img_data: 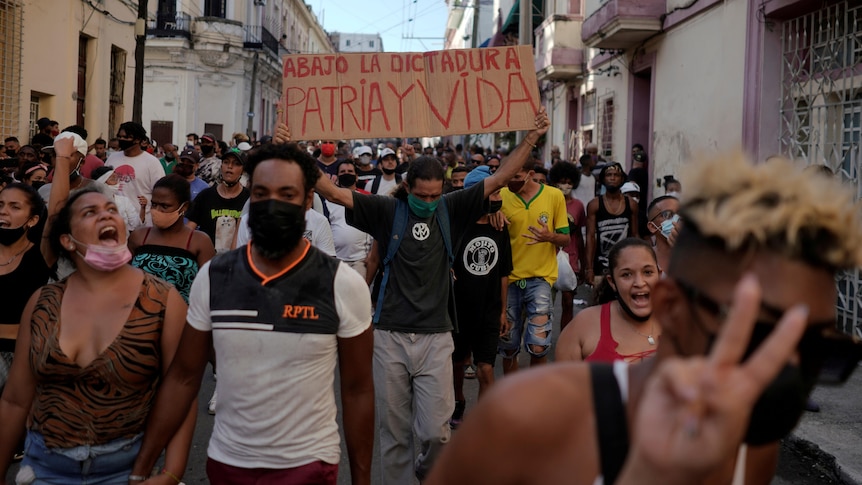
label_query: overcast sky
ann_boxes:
[316,0,449,52]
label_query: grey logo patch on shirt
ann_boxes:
[412,222,430,241]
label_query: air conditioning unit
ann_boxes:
[254,0,267,5]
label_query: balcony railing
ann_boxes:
[244,25,280,56]
[534,15,584,81]
[147,12,192,40]
[581,0,664,49]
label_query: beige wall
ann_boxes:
[19,0,136,143]
[544,83,571,161]
[650,1,747,182]
[578,52,629,162]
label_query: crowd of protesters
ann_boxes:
[0,111,860,485]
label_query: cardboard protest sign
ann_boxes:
[281,46,540,140]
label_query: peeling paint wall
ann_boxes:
[650,0,747,186]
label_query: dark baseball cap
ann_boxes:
[179,148,201,163]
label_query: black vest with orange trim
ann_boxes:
[208,243,341,334]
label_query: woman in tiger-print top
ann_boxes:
[0,184,195,485]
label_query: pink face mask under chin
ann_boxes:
[69,236,132,271]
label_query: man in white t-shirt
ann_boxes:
[106,121,166,224]
[367,147,401,195]
[572,153,598,209]
[131,142,374,485]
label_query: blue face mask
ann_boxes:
[407,193,439,218]
[660,214,680,239]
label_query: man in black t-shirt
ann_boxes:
[187,149,250,253]
[313,108,549,485]
[352,145,380,191]
[316,140,340,183]
[448,166,512,430]
[31,117,55,148]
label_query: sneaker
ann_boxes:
[449,400,466,429]
[464,364,477,379]
[208,389,217,415]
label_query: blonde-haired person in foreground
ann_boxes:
[425,154,862,485]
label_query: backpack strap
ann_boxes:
[436,196,453,267]
[320,197,330,221]
[370,175,381,194]
[373,199,408,324]
[590,363,630,485]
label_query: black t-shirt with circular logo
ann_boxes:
[453,221,512,324]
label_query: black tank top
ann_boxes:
[594,195,633,271]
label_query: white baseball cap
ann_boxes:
[380,147,396,159]
[621,181,640,194]
[237,141,252,151]
[41,131,88,156]
[353,145,372,157]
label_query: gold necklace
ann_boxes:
[604,195,624,214]
[0,241,32,266]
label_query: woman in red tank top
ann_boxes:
[557,238,661,363]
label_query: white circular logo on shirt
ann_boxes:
[463,236,498,276]
[412,222,430,241]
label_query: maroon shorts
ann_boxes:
[206,457,338,485]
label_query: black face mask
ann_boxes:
[0,224,28,246]
[703,324,820,445]
[31,180,46,191]
[165,154,176,161]
[5,150,15,158]
[248,199,306,260]
[605,184,621,194]
[678,277,823,445]
[485,200,503,214]
[118,139,136,151]
[201,145,215,156]
[381,166,397,175]
[507,180,525,194]
[338,173,357,187]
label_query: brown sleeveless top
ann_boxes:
[27,273,171,448]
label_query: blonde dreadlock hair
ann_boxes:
[676,153,862,272]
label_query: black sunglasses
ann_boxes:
[674,277,862,385]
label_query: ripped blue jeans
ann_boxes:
[499,278,553,358]
[17,430,142,485]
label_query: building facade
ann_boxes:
[0,0,137,145]
[328,32,383,53]
[143,0,333,146]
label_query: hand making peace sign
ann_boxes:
[617,274,809,485]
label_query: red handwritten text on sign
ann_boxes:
[282,46,540,140]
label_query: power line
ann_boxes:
[381,1,444,35]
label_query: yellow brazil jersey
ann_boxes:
[501,184,570,284]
